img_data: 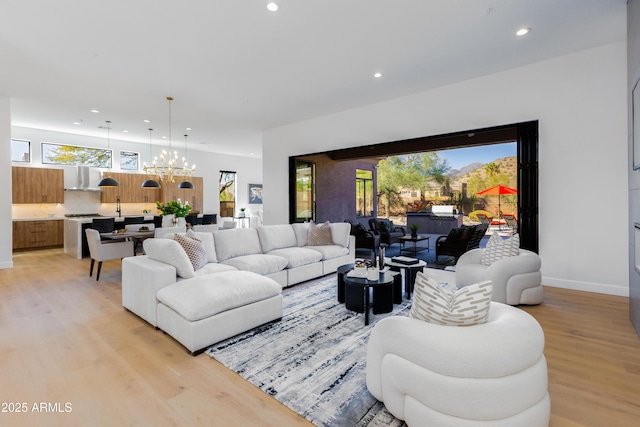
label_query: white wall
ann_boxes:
[0,97,13,269]
[264,42,629,296]
[10,127,263,217]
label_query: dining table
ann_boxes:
[100,230,155,255]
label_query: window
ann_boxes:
[356,169,374,217]
[11,139,31,162]
[219,171,236,217]
[42,142,112,167]
[295,161,315,222]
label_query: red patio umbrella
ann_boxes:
[477,185,518,220]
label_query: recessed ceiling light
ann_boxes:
[73,121,82,125]
[374,72,383,78]
[123,130,128,133]
[186,127,191,131]
[143,119,150,123]
[516,28,530,36]
[90,109,100,113]
[267,2,278,12]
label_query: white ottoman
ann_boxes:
[156,270,283,355]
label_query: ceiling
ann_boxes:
[0,0,626,159]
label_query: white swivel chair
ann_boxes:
[85,228,134,281]
[456,248,543,305]
[366,303,550,426]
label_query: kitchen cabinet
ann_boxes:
[100,172,160,203]
[99,172,202,211]
[159,176,203,213]
[12,167,64,204]
[13,220,64,250]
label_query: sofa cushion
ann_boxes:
[174,233,208,271]
[221,254,288,275]
[307,221,334,246]
[143,238,195,279]
[257,224,297,252]
[292,223,310,246]
[194,262,238,276]
[329,222,351,248]
[214,228,264,262]
[305,244,349,260]
[267,247,323,268]
[410,272,492,326]
[480,233,520,266]
[162,230,218,263]
[156,271,282,322]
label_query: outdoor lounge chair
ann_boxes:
[347,220,380,253]
[435,223,489,262]
[369,218,407,248]
[503,214,518,233]
[477,213,492,226]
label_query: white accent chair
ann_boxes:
[455,248,543,305]
[85,228,134,281]
[366,302,550,426]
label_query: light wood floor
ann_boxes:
[1,249,639,426]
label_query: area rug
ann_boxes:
[206,274,410,427]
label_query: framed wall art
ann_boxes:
[249,183,263,204]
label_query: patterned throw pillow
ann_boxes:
[480,232,520,266]
[174,233,208,271]
[410,272,492,326]
[307,221,334,246]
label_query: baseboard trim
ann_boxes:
[542,276,629,297]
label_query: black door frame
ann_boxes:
[289,121,539,252]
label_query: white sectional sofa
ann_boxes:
[121,222,355,354]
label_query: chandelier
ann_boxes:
[142,97,196,186]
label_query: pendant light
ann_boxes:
[178,134,194,189]
[97,120,120,187]
[141,128,161,188]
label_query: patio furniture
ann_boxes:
[369,218,406,248]
[477,213,492,226]
[347,220,380,252]
[435,223,488,262]
[503,214,518,233]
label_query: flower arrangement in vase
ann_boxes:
[156,199,192,218]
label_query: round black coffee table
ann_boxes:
[338,265,400,325]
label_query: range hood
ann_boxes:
[65,166,102,192]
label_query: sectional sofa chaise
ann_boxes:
[122,222,355,354]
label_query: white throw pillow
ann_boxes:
[410,272,492,326]
[143,238,195,279]
[480,233,520,266]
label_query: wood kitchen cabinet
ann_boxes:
[13,220,64,250]
[12,167,64,204]
[100,172,160,203]
[159,176,204,213]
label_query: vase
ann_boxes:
[176,217,186,227]
[411,231,418,238]
[162,214,175,227]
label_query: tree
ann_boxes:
[376,152,451,216]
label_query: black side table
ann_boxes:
[340,269,400,325]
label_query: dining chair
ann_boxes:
[92,217,115,233]
[85,228,133,281]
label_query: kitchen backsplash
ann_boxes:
[12,191,158,219]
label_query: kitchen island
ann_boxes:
[406,208,463,236]
[64,215,156,259]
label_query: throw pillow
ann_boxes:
[174,233,208,271]
[353,222,368,237]
[410,272,492,326]
[480,232,520,266]
[307,221,334,246]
